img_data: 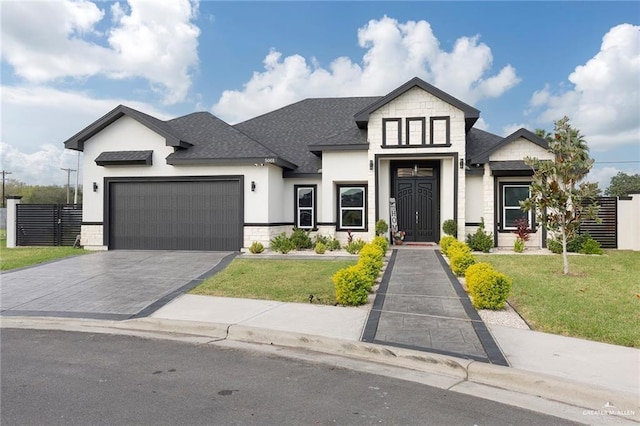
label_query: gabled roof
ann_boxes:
[354,77,480,131]
[234,97,378,175]
[470,128,549,164]
[165,112,296,169]
[64,105,191,151]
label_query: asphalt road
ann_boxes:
[1,329,579,426]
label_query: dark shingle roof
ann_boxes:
[471,128,548,164]
[165,112,295,168]
[234,97,380,175]
[95,150,153,166]
[466,128,504,164]
[309,127,369,153]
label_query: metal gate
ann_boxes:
[579,197,617,249]
[16,204,82,246]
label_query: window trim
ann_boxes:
[336,184,368,231]
[294,184,317,230]
[499,182,534,231]
[382,118,402,146]
[429,116,450,145]
[405,117,426,145]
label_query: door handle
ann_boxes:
[415,211,419,224]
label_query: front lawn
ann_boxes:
[190,258,356,305]
[477,251,640,348]
[0,230,91,271]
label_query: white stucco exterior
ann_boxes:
[70,79,555,251]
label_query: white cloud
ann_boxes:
[0,0,200,104]
[212,16,520,123]
[502,123,531,137]
[0,85,169,185]
[529,24,640,150]
[586,166,621,191]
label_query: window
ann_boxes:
[295,185,316,229]
[501,184,532,230]
[337,185,367,230]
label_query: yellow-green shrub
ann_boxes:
[450,250,476,276]
[439,236,457,256]
[446,241,471,258]
[333,264,371,305]
[464,263,495,293]
[358,243,384,282]
[466,265,512,310]
[372,235,389,253]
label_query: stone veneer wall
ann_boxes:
[80,225,107,250]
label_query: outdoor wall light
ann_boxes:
[459,158,465,169]
[93,182,98,192]
[251,181,256,192]
[369,160,374,171]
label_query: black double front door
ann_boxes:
[394,173,438,242]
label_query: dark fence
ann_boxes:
[579,197,617,248]
[16,204,82,246]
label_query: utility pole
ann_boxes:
[60,168,76,204]
[1,170,12,208]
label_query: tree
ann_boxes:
[1,178,83,204]
[521,116,599,275]
[605,172,640,198]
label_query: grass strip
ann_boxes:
[190,258,356,305]
[478,251,640,348]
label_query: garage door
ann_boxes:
[108,179,242,251]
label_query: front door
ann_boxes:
[394,163,439,242]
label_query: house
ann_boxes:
[63,77,553,251]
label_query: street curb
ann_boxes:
[2,316,638,421]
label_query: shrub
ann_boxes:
[333,265,370,306]
[327,237,341,251]
[579,238,604,255]
[270,233,295,254]
[314,234,330,246]
[375,219,389,236]
[345,238,366,255]
[513,237,525,253]
[314,242,327,254]
[450,250,476,276]
[290,228,313,250]
[372,235,389,253]
[442,219,457,237]
[445,241,471,258]
[464,263,495,293]
[466,265,512,310]
[249,241,264,254]
[512,218,532,242]
[567,232,591,253]
[466,219,493,253]
[547,232,593,254]
[358,243,384,280]
[439,235,457,257]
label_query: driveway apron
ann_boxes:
[0,250,235,320]
[362,249,507,365]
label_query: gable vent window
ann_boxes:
[337,185,367,230]
[295,185,316,229]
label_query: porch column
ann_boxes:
[482,164,495,235]
[6,195,22,248]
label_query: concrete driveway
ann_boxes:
[0,250,234,320]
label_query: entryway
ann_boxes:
[392,162,439,242]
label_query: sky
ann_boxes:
[1,0,639,190]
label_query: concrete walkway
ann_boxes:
[363,249,507,365]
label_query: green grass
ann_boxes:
[477,251,640,348]
[0,229,91,271]
[190,258,356,305]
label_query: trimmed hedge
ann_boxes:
[465,262,512,310]
[439,236,457,257]
[450,250,476,276]
[333,241,386,305]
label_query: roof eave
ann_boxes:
[309,143,369,155]
[166,156,298,170]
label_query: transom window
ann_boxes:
[337,185,367,230]
[501,184,532,230]
[295,185,316,229]
[396,166,434,177]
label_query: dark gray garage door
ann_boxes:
[108,179,242,251]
